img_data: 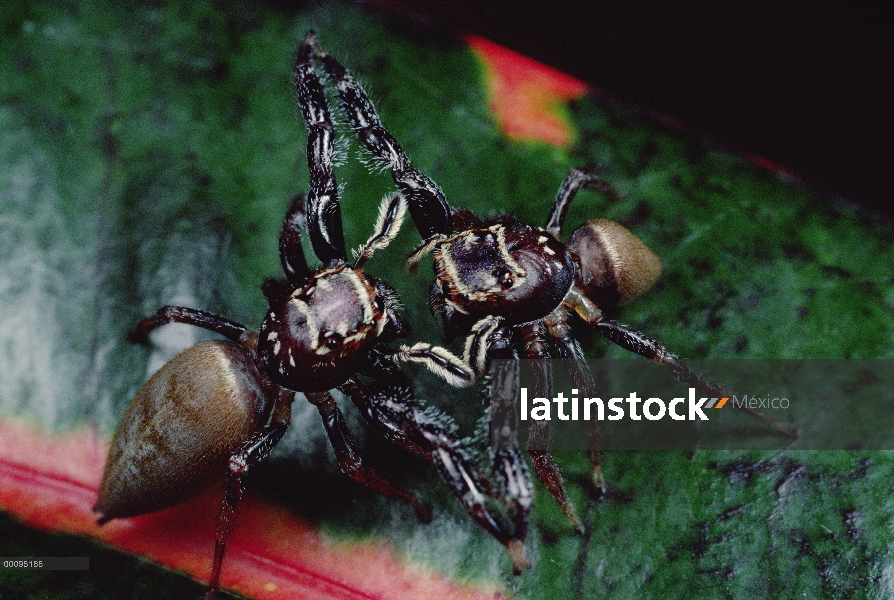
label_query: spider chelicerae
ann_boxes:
[299,31,797,558]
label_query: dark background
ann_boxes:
[375,2,891,220]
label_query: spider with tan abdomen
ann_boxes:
[94,37,528,600]
[299,30,797,560]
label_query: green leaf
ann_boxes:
[1,1,892,598]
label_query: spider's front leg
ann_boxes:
[294,33,346,265]
[340,351,528,571]
[303,33,451,239]
[461,319,534,569]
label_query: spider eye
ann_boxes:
[493,269,514,290]
[321,331,341,349]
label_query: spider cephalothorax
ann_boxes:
[94,36,527,600]
[259,264,388,392]
[301,33,797,562]
[419,218,575,333]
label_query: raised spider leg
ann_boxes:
[353,191,408,269]
[305,390,432,522]
[295,33,347,265]
[205,388,295,600]
[127,306,256,349]
[564,287,799,437]
[544,167,614,238]
[543,305,608,497]
[305,34,452,238]
[279,194,311,283]
[521,321,584,533]
[340,351,528,571]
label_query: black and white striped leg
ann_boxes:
[521,321,584,532]
[484,328,533,572]
[564,287,798,438]
[306,35,451,238]
[295,34,346,265]
[544,167,614,238]
[305,390,431,522]
[543,305,607,497]
[127,306,255,349]
[352,192,408,269]
[463,315,504,378]
[278,193,311,283]
[204,389,295,600]
[387,342,475,387]
[340,353,526,570]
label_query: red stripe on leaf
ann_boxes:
[0,418,503,600]
[466,34,590,147]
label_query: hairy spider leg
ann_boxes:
[545,167,614,238]
[127,306,255,348]
[461,316,585,537]
[306,391,432,522]
[341,350,527,571]
[563,287,798,437]
[279,194,312,283]
[521,321,585,533]
[295,37,346,265]
[547,169,798,438]
[205,388,295,600]
[479,325,532,572]
[543,305,608,497]
[303,32,452,239]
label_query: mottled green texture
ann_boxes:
[1,1,893,599]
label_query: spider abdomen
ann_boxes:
[95,340,272,521]
[566,218,662,307]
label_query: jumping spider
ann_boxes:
[300,32,797,549]
[95,39,528,600]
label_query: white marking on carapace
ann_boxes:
[273,340,281,355]
[267,331,278,341]
[489,225,526,279]
[537,235,549,243]
[543,246,556,256]
[343,329,369,345]
[343,269,375,325]
[289,297,320,350]
[437,232,476,296]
